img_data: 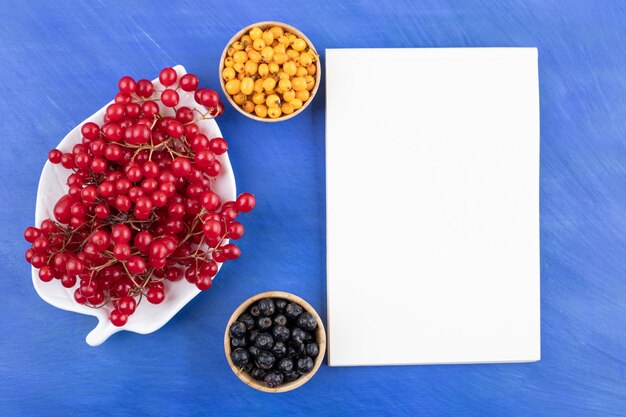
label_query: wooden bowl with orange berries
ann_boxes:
[219,21,321,122]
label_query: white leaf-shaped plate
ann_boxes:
[31,65,236,346]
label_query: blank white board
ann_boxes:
[325,48,540,366]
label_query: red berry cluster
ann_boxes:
[24,67,256,327]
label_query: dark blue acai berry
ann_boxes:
[229,321,247,338]
[264,372,284,388]
[255,332,274,350]
[251,367,266,381]
[272,325,290,342]
[257,298,275,316]
[231,348,250,367]
[284,370,300,382]
[257,316,272,330]
[248,346,260,357]
[305,342,319,358]
[271,341,287,359]
[285,303,304,320]
[297,312,318,332]
[238,313,255,330]
[255,351,276,370]
[248,329,260,343]
[297,356,314,374]
[274,298,288,313]
[249,304,261,317]
[273,314,288,326]
[230,337,247,348]
[278,357,294,373]
[291,327,306,344]
[287,340,305,357]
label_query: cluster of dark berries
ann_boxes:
[229,297,320,388]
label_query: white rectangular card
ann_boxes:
[325,48,540,366]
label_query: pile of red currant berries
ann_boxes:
[24,67,256,327]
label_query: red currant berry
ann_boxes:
[118,76,137,95]
[141,178,158,193]
[196,274,213,291]
[151,191,168,207]
[236,192,256,212]
[125,124,152,145]
[195,88,219,107]
[161,89,179,107]
[89,291,105,306]
[184,123,199,139]
[61,273,77,288]
[127,255,147,274]
[200,191,220,211]
[113,243,131,261]
[81,122,100,140]
[202,219,222,239]
[124,164,142,182]
[110,309,128,327]
[117,296,137,315]
[115,195,132,211]
[24,226,42,243]
[166,120,184,138]
[66,258,84,274]
[74,288,87,304]
[90,230,111,251]
[90,156,108,174]
[205,159,222,177]
[165,267,183,282]
[134,231,153,252]
[142,100,159,116]
[227,222,244,239]
[106,103,125,122]
[194,149,215,168]
[115,92,131,104]
[102,123,123,141]
[209,137,228,155]
[98,181,116,198]
[147,286,165,304]
[136,79,154,98]
[111,224,132,243]
[175,106,194,124]
[53,195,74,224]
[94,204,110,219]
[48,149,63,164]
[172,157,192,177]
[179,73,199,91]
[212,250,227,263]
[201,260,219,277]
[38,266,54,282]
[104,143,122,161]
[190,133,209,151]
[159,67,177,87]
[125,102,142,119]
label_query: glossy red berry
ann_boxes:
[117,296,137,315]
[236,192,256,212]
[159,67,177,86]
[110,309,128,327]
[147,286,165,304]
[179,73,199,91]
[118,76,137,95]
[136,79,154,98]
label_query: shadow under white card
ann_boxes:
[325,48,540,366]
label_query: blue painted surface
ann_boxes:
[0,0,625,415]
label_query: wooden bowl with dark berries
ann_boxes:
[224,291,326,393]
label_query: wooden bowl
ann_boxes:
[218,21,322,122]
[224,291,326,393]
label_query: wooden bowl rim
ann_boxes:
[224,291,326,393]
[218,21,322,122]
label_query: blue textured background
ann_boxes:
[1,1,625,416]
